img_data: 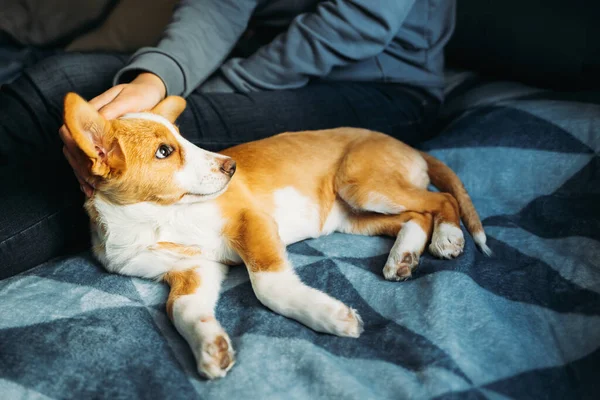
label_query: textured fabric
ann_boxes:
[0,78,598,398]
[114,0,455,99]
[0,44,58,85]
[0,52,437,279]
[0,0,114,46]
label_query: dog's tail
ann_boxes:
[420,151,492,256]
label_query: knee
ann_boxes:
[441,192,459,210]
[20,52,127,102]
[410,212,433,228]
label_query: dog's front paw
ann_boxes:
[383,251,420,281]
[318,303,364,338]
[197,333,235,379]
[429,223,464,259]
[336,306,364,338]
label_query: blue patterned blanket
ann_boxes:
[1,76,599,399]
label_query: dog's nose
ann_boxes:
[219,158,236,177]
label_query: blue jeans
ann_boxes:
[0,53,440,279]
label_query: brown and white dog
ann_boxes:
[63,92,491,379]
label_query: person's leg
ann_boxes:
[0,53,127,279]
[180,82,438,152]
[0,52,438,278]
[0,52,128,164]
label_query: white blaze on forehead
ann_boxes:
[120,112,181,137]
[120,111,229,197]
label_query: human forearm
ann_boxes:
[114,0,258,96]
[221,0,416,91]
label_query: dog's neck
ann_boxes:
[89,192,220,226]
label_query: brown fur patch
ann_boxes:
[215,128,477,271]
[219,129,367,229]
[338,163,461,232]
[99,118,188,205]
[64,92,192,206]
[152,241,202,256]
[222,208,285,273]
[150,96,187,123]
[163,269,201,320]
[346,211,433,255]
[420,152,484,235]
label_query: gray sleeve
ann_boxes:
[113,0,257,97]
[220,0,417,91]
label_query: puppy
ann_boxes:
[63,93,490,379]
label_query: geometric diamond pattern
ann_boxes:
[0,79,599,399]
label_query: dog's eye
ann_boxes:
[155,145,174,159]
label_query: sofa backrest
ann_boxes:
[445,0,600,90]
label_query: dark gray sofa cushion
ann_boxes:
[445,0,600,90]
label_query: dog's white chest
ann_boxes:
[93,198,235,274]
[155,203,227,255]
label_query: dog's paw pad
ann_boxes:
[198,334,235,379]
[383,251,420,281]
[429,223,464,259]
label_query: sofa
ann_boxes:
[0,2,599,399]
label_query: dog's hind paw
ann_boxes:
[429,223,464,259]
[383,251,420,281]
[197,334,235,379]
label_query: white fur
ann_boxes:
[90,191,239,378]
[473,231,493,256]
[321,200,351,235]
[249,266,363,338]
[272,187,321,244]
[407,153,430,189]
[383,220,427,281]
[170,262,235,379]
[363,192,406,214]
[175,137,231,199]
[429,222,465,259]
[271,187,355,242]
[91,195,238,279]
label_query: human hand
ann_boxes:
[59,72,166,197]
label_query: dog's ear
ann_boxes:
[63,92,126,178]
[150,96,187,123]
